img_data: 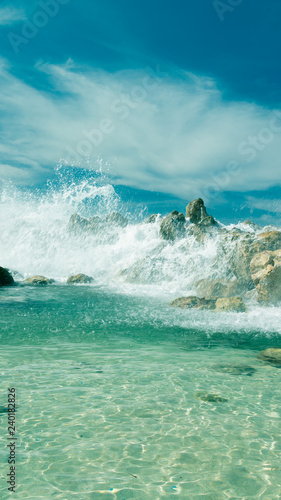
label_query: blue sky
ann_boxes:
[0,0,281,222]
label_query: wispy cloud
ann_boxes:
[0,6,25,26]
[0,58,281,200]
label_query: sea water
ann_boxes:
[0,174,281,499]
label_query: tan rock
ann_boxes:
[215,296,247,312]
[195,279,246,299]
[170,296,216,310]
[23,276,54,285]
[67,274,94,284]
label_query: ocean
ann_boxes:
[1,176,281,499]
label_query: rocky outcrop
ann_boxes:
[145,214,160,224]
[0,267,14,286]
[215,297,247,312]
[170,296,216,310]
[160,211,186,241]
[67,274,94,284]
[23,276,55,285]
[105,212,128,228]
[186,198,208,224]
[68,212,128,233]
[257,348,281,366]
[195,279,246,299]
[250,249,281,304]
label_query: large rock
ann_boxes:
[68,214,102,233]
[257,348,281,366]
[250,249,281,304]
[186,198,208,224]
[195,279,246,299]
[67,274,94,284]
[23,276,54,286]
[105,212,128,228]
[145,214,160,224]
[160,211,186,241]
[170,296,216,310]
[0,267,14,287]
[215,296,247,312]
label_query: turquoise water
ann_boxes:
[1,285,281,499]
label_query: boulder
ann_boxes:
[105,212,128,228]
[250,249,281,304]
[0,267,14,286]
[67,274,94,284]
[23,276,54,286]
[195,279,246,299]
[68,214,102,233]
[198,215,217,228]
[215,296,247,312]
[170,296,216,310]
[257,348,281,366]
[145,214,160,224]
[186,198,208,224]
[160,211,186,241]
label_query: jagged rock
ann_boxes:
[105,212,128,227]
[250,249,281,304]
[242,220,261,231]
[68,214,101,233]
[198,215,217,228]
[195,279,246,299]
[186,198,208,224]
[215,296,247,312]
[160,211,186,241]
[23,276,55,285]
[195,391,228,403]
[170,296,216,310]
[0,267,14,286]
[212,364,256,376]
[145,214,160,224]
[257,348,281,366]
[67,274,94,284]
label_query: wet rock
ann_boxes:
[195,279,246,299]
[68,214,102,233]
[212,364,257,376]
[215,296,247,312]
[145,214,160,224]
[170,296,216,310]
[105,212,128,228]
[67,274,94,284]
[195,391,228,403]
[198,215,217,228]
[250,249,281,304]
[242,220,261,231]
[0,267,14,287]
[160,211,186,241]
[257,348,281,366]
[23,276,55,286]
[186,198,208,224]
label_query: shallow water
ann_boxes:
[1,285,281,499]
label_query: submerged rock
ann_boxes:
[212,364,256,376]
[23,276,55,286]
[257,348,281,366]
[160,211,186,241]
[67,274,94,284]
[195,279,246,299]
[0,267,14,287]
[170,296,216,310]
[195,391,228,403]
[186,198,208,224]
[215,296,247,312]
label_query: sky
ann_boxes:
[0,0,281,223]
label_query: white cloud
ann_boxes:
[0,58,281,200]
[0,6,25,25]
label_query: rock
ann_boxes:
[257,348,281,366]
[212,364,256,376]
[105,212,128,228]
[215,296,247,312]
[160,211,186,241]
[170,296,216,310]
[23,276,55,286]
[145,214,160,224]
[250,249,281,304]
[67,274,94,284]
[195,279,246,299]
[68,214,102,233]
[0,267,14,286]
[195,391,228,403]
[242,220,261,231]
[186,198,208,224]
[198,215,217,228]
